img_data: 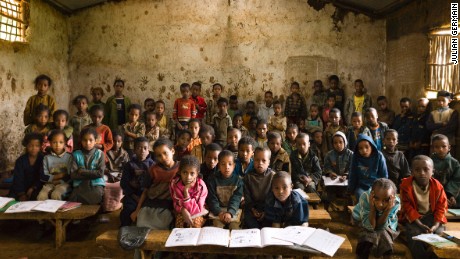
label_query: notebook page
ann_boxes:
[229,229,262,248]
[33,200,67,213]
[303,229,345,257]
[273,226,316,245]
[261,227,293,247]
[165,228,201,247]
[197,227,230,247]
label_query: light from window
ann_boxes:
[427,31,460,94]
[0,0,25,42]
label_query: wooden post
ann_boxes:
[55,219,63,249]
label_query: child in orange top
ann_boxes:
[24,75,56,126]
[87,105,113,159]
[187,119,201,152]
[170,155,208,228]
[24,104,52,152]
[400,155,448,258]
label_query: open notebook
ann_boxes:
[273,226,345,257]
[165,227,292,248]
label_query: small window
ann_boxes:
[426,30,460,94]
[0,0,28,42]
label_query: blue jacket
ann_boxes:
[120,155,155,197]
[71,148,105,187]
[348,134,388,193]
[265,190,309,227]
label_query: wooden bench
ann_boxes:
[306,192,321,209]
[0,205,99,248]
[96,230,352,259]
[446,211,460,221]
[309,209,331,226]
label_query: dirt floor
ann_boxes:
[0,208,410,259]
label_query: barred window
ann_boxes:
[0,0,28,42]
[426,30,460,94]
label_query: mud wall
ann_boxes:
[0,0,69,169]
[68,0,386,114]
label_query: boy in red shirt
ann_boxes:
[400,155,448,258]
[190,82,207,122]
[173,83,197,131]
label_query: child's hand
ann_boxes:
[448,196,457,207]
[339,175,347,182]
[26,187,34,198]
[369,191,375,208]
[223,212,232,224]
[430,222,441,233]
[385,195,396,212]
[181,207,193,226]
[251,208,261,218]
[130,210,138,222]
[330,173,337,180]
[299,175,308,184]
[94,144,103,149]
[415,219,432,233]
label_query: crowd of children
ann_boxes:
[6,73,460,258]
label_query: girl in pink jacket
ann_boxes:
[170,155,208,228]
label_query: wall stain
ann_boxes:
[157,73,165,81]
[11,78,16,93]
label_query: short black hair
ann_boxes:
[48,129,67,142]
[432,134,449,144]
[351,111,362,119]
[267,132,282,142]
[212,83,223,90]
[112,130,124,141]
[134,137,149,148]
[314,80,323,86]
[35,104,50,117]
[229,95,238,101]
[329,108,341,116]
[153,137,174,150]
[372,178,396,194]
[246,100,255,106]
[238,136,257,149]
[328,75,339,82]
[128,104,142,112]
[53,109,69,121]
[400,97,411,104]
[296,132,310,141]
[205,143,223,154]
[180,83,191,90]
[22,132,43,147]
[327,94,336,100]
[354,79,364,85]
[286,123,299,132]
[227,127,241,136]
[310,103,319,109]
[256,119,268,128]
[72,95,89,106]
[188,118,200,126]
[34,74,52,87]
[233,113,243,120]
[377,96,387,102]
[144,98,155,105]
[114,79,125,86]
[254,146,271,157]
[199,125,215,137]
[155,100,165,107]
[272,171,292,185]
[89,104,104,115]
[291,81,300,88]
[384,129,398,138]
[179,155,201,173]
[273,100,282,107]
[177,130,192,140]
[265,91,273,96]
[80,127,99,140]
[437,90,453,99]
[191,81,202,88]
[217,97,228,105]
[218,150,234,161]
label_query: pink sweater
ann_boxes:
[170,176,208,216]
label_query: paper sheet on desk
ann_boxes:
[322,176,348,186]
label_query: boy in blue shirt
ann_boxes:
[265,171,309,227]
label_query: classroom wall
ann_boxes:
[0,0,70,169]
[386,0,451,110]
[67,0,386,115]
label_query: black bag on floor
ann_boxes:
[118,226,151,250]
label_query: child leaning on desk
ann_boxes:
[264,171,309,228]
[352,178,400,259]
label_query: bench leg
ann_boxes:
[140,250,153,259]
[54,219,72,249]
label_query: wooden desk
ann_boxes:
[446,211,460,221]
[0,205,99,248]
[431,243,460,258]
[96,230,352,259]
[307,192,321,204]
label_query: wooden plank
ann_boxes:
[0,205,100,220]
[431,245,460,258]
[446,211,460,221]
[309,210,331,225]
[306,192,321,204]
[96,230,352,257]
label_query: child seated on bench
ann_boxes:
[70,127,106,205]
[131,138,178,229]
[348,134,388,201]
[9,133,44,201]
[206,150,243,229]
[353,178,400,259]
[265,171,309,227]
[400,155,448,258]
[120,137,154,226]
[200,143,222,182]
[38,130,73,201]
[244,147,275,228]
[170,155,208,228]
